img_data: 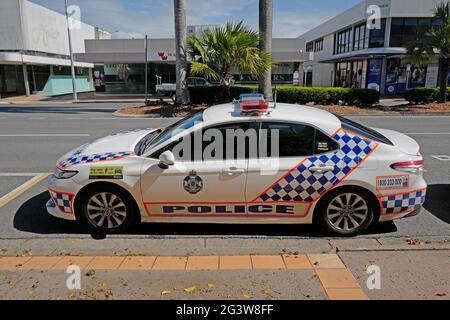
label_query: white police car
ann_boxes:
[47,94,427,236]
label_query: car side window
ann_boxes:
[151,122,254,161]
[261,122,315,158]
[314,129,339,154]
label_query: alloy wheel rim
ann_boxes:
[86,192,127,229]
[326,193,368,232]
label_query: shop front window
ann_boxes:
[385,58,427,95]
[335,60,367,88]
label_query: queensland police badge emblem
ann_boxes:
[183,171,203,194]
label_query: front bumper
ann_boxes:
[46,198,76,221]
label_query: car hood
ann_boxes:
[373,128,420,155]
[57,128,157,169]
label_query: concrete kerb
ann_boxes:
[1,236,449,257]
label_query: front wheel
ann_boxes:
[76,186,137,233]
[316,189,375,236]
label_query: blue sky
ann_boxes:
[30,0,361,38]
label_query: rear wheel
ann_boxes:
[316,188,374,236]
[77,185,137,233]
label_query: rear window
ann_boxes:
[336,115,393,145]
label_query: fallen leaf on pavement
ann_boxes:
[184,286,197,294]
[207,283,215,289]
[406,238,424,246]
[85,269,96,277]
[243,293,252,300]
[161,290,172,295]
[435,292,447,297]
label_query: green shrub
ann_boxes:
[189,85,380,106]
[275,87,379,107]
[343,88,381,107]
[405,87,450,104]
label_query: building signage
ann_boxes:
[367,58,383,92]
[147,52,176,62]
[425,63,438,88]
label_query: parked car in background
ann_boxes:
[155,76,209,99]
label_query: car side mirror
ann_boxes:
[158,150,175,169]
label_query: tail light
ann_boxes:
[390,160,425,174]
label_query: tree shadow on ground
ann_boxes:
[14,191,398,238]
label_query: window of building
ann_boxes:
[390,18,435,47]
[314,38,324,52]
[369,18,386,48]
[306,41,314,52]
[353,23,369,51]
[334,28,352,54]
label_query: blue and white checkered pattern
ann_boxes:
[49,190,74,214]
[381,189,426,214]
[257,129,377,203]
[58,151,133,169]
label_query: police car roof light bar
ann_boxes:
[239,94,269,113]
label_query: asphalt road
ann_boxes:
[0,104,449,240]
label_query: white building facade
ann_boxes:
[0,0,97,97]
[300,0,443,95]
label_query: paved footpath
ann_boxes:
[0,237,449,300]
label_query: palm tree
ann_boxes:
[174,0,189,104]
[407,2,450,103]
[188,21,274,100]
[259,0,273,100]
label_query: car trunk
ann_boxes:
[373,128,421,155]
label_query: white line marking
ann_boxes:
[432,155,450,161]
[0,173,52,207]
[28,117,45,120]
[0,134,90,137]
[0,173,43,177]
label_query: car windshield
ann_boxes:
[141,112,204,154]
[336,115,393,145]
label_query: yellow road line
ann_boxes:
[0,172,52,208]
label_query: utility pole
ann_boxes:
[145,35,149,106]
[65,0,78,101]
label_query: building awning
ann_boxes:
[0,52,93,68]
[319,48,407,63]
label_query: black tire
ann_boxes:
[315,187,375,237]
[76,185,138,234]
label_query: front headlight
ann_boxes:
[54,167,79,179]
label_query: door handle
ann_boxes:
[309,166,334,173]
[222,167,245,175]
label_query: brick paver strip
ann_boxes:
[0,257,32,270]
[308,254,346,269]
[118,256,156,270]
[51,256,95,270]
[85,256,126,270]
[186,256,219,270]
[315,269,361,289]
[251,255,286,269]
[282,255,313,269]
[325,288,369,300]
[152,256,187,270]
[20,256,63,270]
[219,256,252,270]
